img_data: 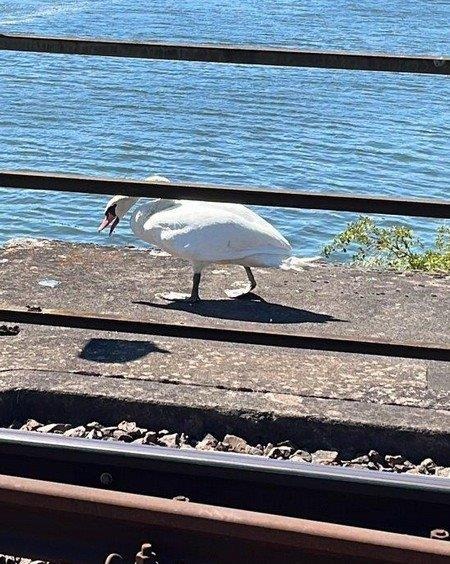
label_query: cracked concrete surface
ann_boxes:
[0,240,448,460]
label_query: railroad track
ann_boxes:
[0,428,448,560]
[1,473,449,564]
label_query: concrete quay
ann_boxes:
[0,239,448,462]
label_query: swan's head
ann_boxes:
[98,195,135,235]
[97,175,170,235]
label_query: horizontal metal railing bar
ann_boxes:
[0,33,448,74]
[1,307,449,361]
[1,171,449,218]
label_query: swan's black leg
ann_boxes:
[189,272,201,302]
[245,267,257,292]
[158,271,201,302]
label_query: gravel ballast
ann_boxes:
[10,418,450,478]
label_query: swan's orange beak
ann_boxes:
[98,212,119,236]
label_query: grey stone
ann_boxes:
[368,450,384,465]
[223,434,249,453]
[100,426,119,438]
[267,446,293,459]
[195,433,218,451]
[367,462,380,471]
[291,450,312,463]
[435,467,450,478]
[64,425,86,438]
[385,454,405,467]
[215,442,228,451]
[20,419,42,431]
[37,423,71,434]
[351,455,370,464]
[142,431,158,445]
[118,420,146,438]
[263,443,274,456]
[406,467,422,475]
[86,421,102,430]
[276,440,296,449]
[400,460,415,470]
[419,458,436,473]
[112,429,134,442]
[343,462,365,469]
[0,556,16,564]
[158,433,179,448]
[246,446,264,455]
[118,420,137,432]
[393,464,409,473]
[86,429,103,440]
[312,450,339,465]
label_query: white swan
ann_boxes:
[98,175,292,302]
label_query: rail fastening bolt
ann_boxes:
[430,529,449,541]
[100,472,113,486]
[136,542,159,563]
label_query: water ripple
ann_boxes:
[0,1,448,254]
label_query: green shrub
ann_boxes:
[323,217,450,273]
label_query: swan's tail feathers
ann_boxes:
[280,256,322,271]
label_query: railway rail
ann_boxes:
[1,473,449,564]
[0,429,448,542]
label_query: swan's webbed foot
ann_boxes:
[225,267,257,299]
[158,292,200,303]
[225,286,254,299]
[158,272,201,304]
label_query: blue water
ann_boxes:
[0,1,448,255]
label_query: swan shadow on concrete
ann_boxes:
[134,293,345,325]
[79,338,170,363]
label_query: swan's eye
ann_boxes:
[105,204,117,217]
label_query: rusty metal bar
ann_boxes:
[0,33,448,75]
[0,306,448,361]
[0,474,449,563]
[1,171,449,218]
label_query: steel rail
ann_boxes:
[0,429,448,501]
[0,429,448,543]
[0,33,448,75]
[1,306,449,361]
[1,171,449,218]
[0,473,448,563]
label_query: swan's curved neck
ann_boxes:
[120,196,140,217]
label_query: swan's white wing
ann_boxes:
[137,201,291,265]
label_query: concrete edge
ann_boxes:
[0,370,449,465]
